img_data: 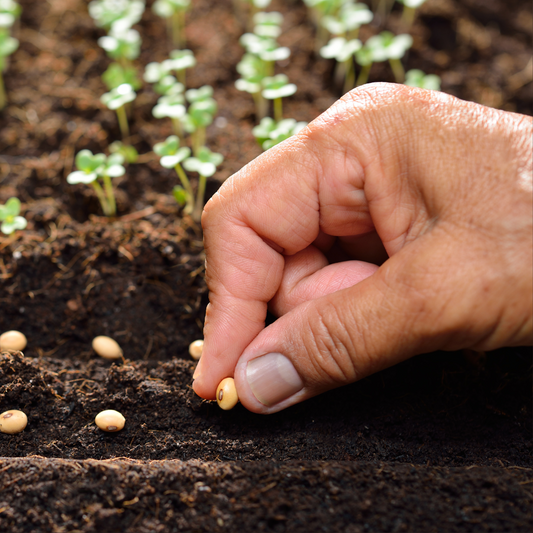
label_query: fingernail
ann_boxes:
[246,353,303,406]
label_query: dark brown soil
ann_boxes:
[0,0,532,531]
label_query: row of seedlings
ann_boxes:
[235,7,308,152]
[306,0,440,93]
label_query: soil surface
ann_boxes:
[0,0,532,531]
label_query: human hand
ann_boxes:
[193,83,532,414]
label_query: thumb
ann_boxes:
[233,239,458,414]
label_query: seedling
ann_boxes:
[235,53,268,118]
[240,33,290,76]
[166,48,196,86]
[239,0,272,29]
[67,150,125,217]
[182,85,217,155]
[101,83,136,138]
[182,146,223,222]
[372,0,395,24]
[98,27,141,69]
[153,135,194,214]
[0,0,21,29]
[152,92,186,137]
[144,61,184,95]
[405,69,441,90]
[88,0,145,32]
[253,11,283,39]
[0,197,27,235]
[365,31,413,83]
[397,0,427,29]
[320,37,361,93]
[354,44,375,86]
[0,28,18,109]
[303,0,346,49]
[252,117,307,150]
[102,62,141,90]
[321,2,373,40]
[261,74,296,122]
[152,0,190,47]
[110,140,139,164]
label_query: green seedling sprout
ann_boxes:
[153,135,193,214]
[365,31,413,83]
[152,92,186,138]
[101,83,136,138]
[152,0,190,47]
[235,53,268,119]
[88,0,145,32]
[252,117,307,151]
[397,0,427,29]
[110,140,138,164]
[372,0,395,24]
[0,0,21,29]
[67,150,126,217]
[98,27,141,69]
[321,2,373,40]
[102,62,141,90]
[253,11,283,39]
[182,146,223,222]
[0,28,17,109]
[182,85,217,155]
[240,33,290,77]
[0,197,26,235]
[261,74,296,122]
[354,44,375,86]
[239,0,272,29]
[320,37,362,93]
[303,0,346,49]
[405,69,441,90]
[144,61,184,95]
[165,49,196,86]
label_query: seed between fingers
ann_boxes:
[216,377,239,410]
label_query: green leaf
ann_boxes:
[172,185,189,206]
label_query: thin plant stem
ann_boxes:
[252,92,267,120]
[402,6,416,30]
[102,174,116,216]
[172,11,185,47]
[355,63,372,86]
[116,105,130,139]
[174,163,194,213]
[192,128,205,156]
[0,72,5,110]
[171,117,184,140]
[389,58,405,83]
[273,97,283,122]
[177,69,186,87]
[192,173,207,222]
[91,180,110,216]
[343,59,355,94]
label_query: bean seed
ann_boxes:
[0,410,28,434]
[0,330,27,351]
[189,339,204,360]
[216,377,239,410]
[92,336,122,360]
[95,410,125,432]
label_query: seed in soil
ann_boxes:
[92,336,123,359]
[216,377,239,410]
[95,410,126,432]
[189,339,204,360]
[0,410,28,434]
[0,330,27,351]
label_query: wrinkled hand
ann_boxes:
[192,83,532,414]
